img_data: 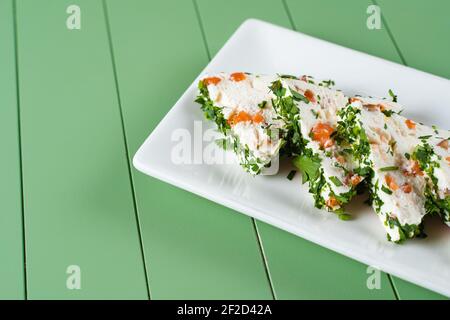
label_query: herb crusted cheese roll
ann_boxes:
[335,99,436,242]
[269,78,363,217]
[195,72,448,242]
[409,125,450,226]
[195,72,283,175]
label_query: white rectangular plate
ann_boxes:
[134,19,450,297]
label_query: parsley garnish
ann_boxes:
[380,166,399,172]
[432,125,439,134]
[215,138,232,150]
[258,100,267,109]
[290,87,309,104]
[320,79,335,88]
[329,176,343,187]
[279,74,298,79]
[293,153,321,184]
[388,89,397,102]
[338,213,352,221]
[195,80,230,134]
[381,185,393,195]
[287,170,297,180]
[269,80,304,156]
[382,109,395,117]
[387,140,396,156]
[269,80,286,98]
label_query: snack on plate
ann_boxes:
[335,98,449,242]
[195,72,450,243]
[196,72,282,175]
[269,78,357,215]
[410,124,450,226]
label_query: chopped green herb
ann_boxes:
[329,176,343,187]
[287,170,297,180]
[290,87,310,104]
[293,154,321,184]
[320,79,335,88]
[380,166,399,172]
[279,74,298,79]
[269,80,304,156]
[195,80,230,134]
[215,138,232,150]
[387,140,396,156]
[381,185,393,195]
[269,80,286,98]
[258,100,267,109]
[388,89,397,102]
[338,213,352,221]
[418,135,432,140]
[432,125,439,134]
[382,109,395,117]
[334,190,356,205]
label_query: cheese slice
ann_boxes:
[335,98,449,241]
[196,73,346,176]
[408,122,450,226]
[196,72,282,175]
[269,79,361,213]
[195,73,449,241]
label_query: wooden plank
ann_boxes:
[16,0,148,299]
[105,0,273,299]
[0,0,25,300]
[286,0,402,63]
[197,0,397,298]
[196,0,292,56]
[391,278,447,300]
[377,0,450,79]
[258,223,396,299]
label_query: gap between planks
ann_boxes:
[12,0,28,300]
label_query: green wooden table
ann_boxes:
[1,0,448,300]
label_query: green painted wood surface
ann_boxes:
[15,0,148,299]
[286,0,401,63]
[197,0,291,56]
[105,0,273,299]
[258,223,395,299]
[0,0,447,299]
[0,0,25,299]
[391,278,447,300]
[377,0,450,79]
